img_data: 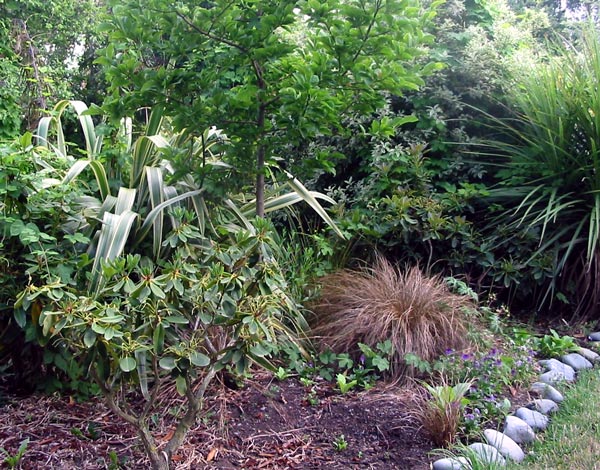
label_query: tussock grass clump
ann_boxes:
[311,256,473,381]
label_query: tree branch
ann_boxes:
[164,369,217,458]
[140,356,162,421]
[91,368,138,427]
[350,0,383,65]
[174,10,249,54]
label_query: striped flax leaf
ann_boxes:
[145,167,166,259]
[90,210,139,293]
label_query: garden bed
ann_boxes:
[0,374,434,469]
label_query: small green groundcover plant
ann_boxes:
[332,434,349,451]
[413,324,584,448]
[1,438,28,469]
[535,329,577,358]
[278,340,393,394]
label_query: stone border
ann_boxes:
[431,341,600,469]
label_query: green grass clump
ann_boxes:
[507,368,600,469]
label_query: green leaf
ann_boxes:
[114,187,137,215]
[189,351,210,367]
[149,281,166,299]
[13,309,26,329]
[164,315,189,324]
[119,356,137,372]
[90,210,139,293]
[153,323,165,354]
[63,158,111,201]
[69,100,102,159]
[159,356,177,370]
[136,349,150,400]
[372,356,390,372]
[250,343,270,357]
[104,327,117,341]
[175,375,187,396]
[83,329,97,348]
[145,166,165,259]
[135,189,204,246]
[282,171,344,238]
[235,355,248,376]
[100,315,124,324]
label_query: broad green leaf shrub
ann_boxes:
[291,0,556,313]
[8,100,339,468]
[535,329,577,358]
[18,215,297,469]
[315,138,496,280]
[0,135,92,394]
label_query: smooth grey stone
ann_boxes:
[516,407,549,430]
[530,382,564,403]
[483,429,525,462]
[468,442,506,466]
[528,398,559,414]
[432,457,469,470]
[588,331,600,341]
[504,415,536,444]
[561,353,593,370]
[539,369,574,385]
[538,358,576,381]
[577,347,600,363]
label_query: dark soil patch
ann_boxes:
[0,374,435,469]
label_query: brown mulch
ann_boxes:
[0,374,435,469]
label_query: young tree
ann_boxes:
[99,0,442,216]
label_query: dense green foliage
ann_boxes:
[98,0,441,214]
[482,27,600,317]
[3,0,600,466]
[0,0,101,132]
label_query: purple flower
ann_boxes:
[359,354,366,365]
[461,353,472,361]
[445,348,454,355]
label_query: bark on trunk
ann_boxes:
[256,143,266,218]
[138,425,169,470]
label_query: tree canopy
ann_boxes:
[98,0,442,214]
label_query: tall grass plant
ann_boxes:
[483,27,600,319]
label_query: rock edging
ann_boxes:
[431,342,600,469]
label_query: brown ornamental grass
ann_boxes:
[310,256,473,382]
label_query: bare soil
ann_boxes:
[0,374,435,469]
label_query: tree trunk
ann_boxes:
[254,56,266,218]
[256,142,265,218]
[138,424,169,470]
[255,98,267,218]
